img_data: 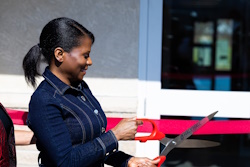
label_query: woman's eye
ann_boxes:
[83,54,89,59]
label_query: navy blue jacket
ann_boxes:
[27,67,131,167]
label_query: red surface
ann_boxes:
[107,117,250,135]
[6,108,250,135]
[6,108,28,125]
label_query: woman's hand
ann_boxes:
[128,157,160,167]
[111,117,143,140]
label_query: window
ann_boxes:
[161,0,250,91]
[160,1,250,166]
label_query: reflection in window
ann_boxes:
[215,19,233,71]
[193,47,212,67]
[193,22,213,68]
[193,77,212,90]
[160,2,250,166]
[161,0,250,91]
[215,76,231,90]
[194,22,214,44]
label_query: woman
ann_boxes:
[22,17,159,167]
[0,103,35,167]
[0,103,16,166]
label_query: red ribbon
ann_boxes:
[6,108,28,125]
[106,118,250,135]
[6,108,250,135]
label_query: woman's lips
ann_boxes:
[80,69,86,72]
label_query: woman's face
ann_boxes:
[62,37,93,86]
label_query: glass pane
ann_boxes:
[193,47,212,67]
[215,76,231,90]
[194,22,214,44]
[193,77,212,90]
[160,115,250,167]
[215,19,233,71]
[160,134,250,167]
[161,0,250,91]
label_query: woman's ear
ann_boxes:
[54,47,65,63]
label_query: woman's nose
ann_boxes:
[87,57,92,66]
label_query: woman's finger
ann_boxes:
[136,119,143,125]
[151,157,161,164]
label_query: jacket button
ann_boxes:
[102,127,105,133]
[94,109,99,115]
[81,96,86,101]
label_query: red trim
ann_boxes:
[6,108,250,135]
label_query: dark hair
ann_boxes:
[22,17,95,87]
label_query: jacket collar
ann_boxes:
[42,67,72,95]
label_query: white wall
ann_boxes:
[0,75,138,113]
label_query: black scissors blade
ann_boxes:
[159,111,218,156]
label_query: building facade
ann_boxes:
[0,0,140,113]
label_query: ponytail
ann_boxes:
[22,17,95,87]
[22,44,42,87]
